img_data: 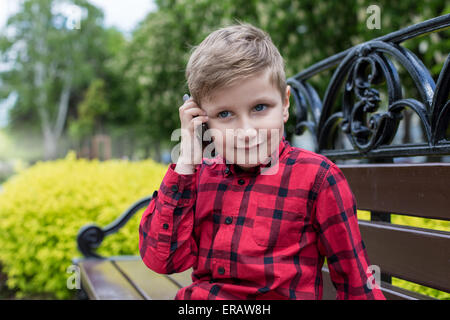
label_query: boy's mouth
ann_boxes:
[236,144,258,150]
[235,142,262,150]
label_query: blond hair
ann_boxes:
[185,22,286,105]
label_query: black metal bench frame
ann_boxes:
[73,14,450,300]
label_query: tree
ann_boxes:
[0,0,112,160]
[68,78,107,149]
[2,0,446,161]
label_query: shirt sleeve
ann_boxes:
[314,163,386,300]
[139,163,199,274]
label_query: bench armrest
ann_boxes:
[76,196,152,258]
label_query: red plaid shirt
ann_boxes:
[139,137,385,300]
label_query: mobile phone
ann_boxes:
[183,94,209,152]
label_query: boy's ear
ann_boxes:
[283,85,291,123]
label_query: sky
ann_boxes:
[0,0,157,33]
[87,0,157,34]
[0,0,157,128]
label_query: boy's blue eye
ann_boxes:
[254,104,267,112]
[217,105,266,118]
[218,111,231,118]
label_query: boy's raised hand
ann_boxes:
[175,94,209,174]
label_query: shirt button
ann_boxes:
[224,167,230,174]
[162,223,169,230]
[171,185,178,192]
[238,179,245,185]
[218,267,225,275]
[225,216,233,225]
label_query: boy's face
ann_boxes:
[201,69,290,171]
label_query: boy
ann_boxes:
[139,22,385,300]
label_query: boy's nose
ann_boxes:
[236,127,258,146]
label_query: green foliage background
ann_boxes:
[0,152,167,299]
[1,0,448,160]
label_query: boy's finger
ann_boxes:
[179,100,198,110]
[191,115,209,123]
[184,107,207,117]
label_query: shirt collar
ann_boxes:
[221,136,292,177]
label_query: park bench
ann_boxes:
[72,15,450,300]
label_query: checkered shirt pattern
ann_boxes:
[139,137,386,300]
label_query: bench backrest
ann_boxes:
[341,163,449,299]
[287,15,450,300]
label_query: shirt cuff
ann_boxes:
[157,163,198,207]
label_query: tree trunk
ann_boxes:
[32,2,73,161]
[34,60,57,160]
[43,127,58,160]
[54,74,72,145]
[37,73,72,160]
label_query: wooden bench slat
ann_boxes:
[78,259,144,300]
[359,220,450,292]
[112,257,184,300]
[166,269,193,288]
[378,281,437,300]
[340,163,450,220]
[321,267,436,300]
[321,266,337,300]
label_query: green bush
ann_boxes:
[0,151,167,299]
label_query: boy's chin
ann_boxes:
[224,156,272,170]
[217,147,273,168]
[235,163,259,171]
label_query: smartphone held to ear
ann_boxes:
[183,94,209,152]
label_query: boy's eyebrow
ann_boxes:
[210,96,277,111]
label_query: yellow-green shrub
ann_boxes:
[0,151,167,299]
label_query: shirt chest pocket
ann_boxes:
[251,197,306,247]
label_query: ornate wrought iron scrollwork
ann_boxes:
[77,224,105,258]
[287,15,450,160]
[289,78,320,146]
[76,196,152,258]
[431,55,450,145]
[341,51,394,152]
